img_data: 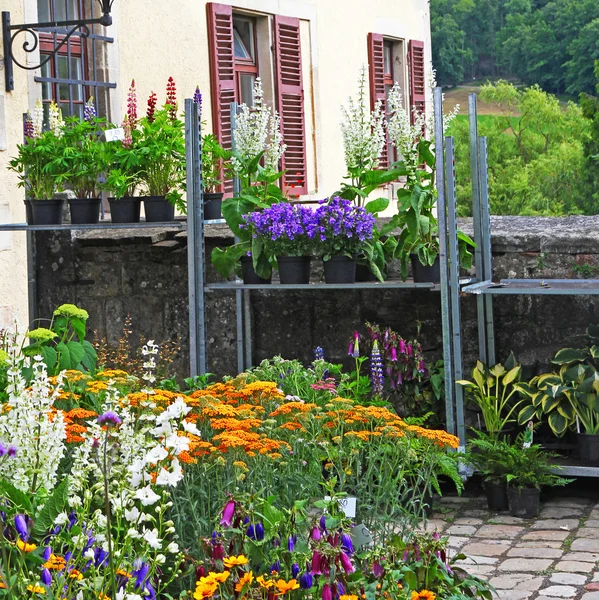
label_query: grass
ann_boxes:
[443,85,509,116]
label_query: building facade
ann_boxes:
[0,0,432,329]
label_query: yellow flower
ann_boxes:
[208,571,230,584]
[17,539,37,552]
[235,571,254,592]
[256,575,273,589]
[411,591,436,600]
[44,554,66,570]
[275,579,300,594]
[223,555,248,568]
[69,569,83,580]
[340,596,359,600]
[26,584,46,594]
[194,580,218,599]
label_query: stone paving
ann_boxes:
[427,494,599,599]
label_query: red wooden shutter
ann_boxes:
[408,40,426,125]
[273,15,308,196]
[207,2,235,194]
[367,32,388,168]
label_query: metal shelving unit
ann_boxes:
[462,94,599,477]
[0,221,186,231]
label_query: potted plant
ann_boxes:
[202,133,229,220]
[52,101,106,224]
[385,84,475,282]
[503,439,571,518]
[242,202,317,284]
[9,100,64,225]
[467,432,511,511]
[457,355,525,439]
[137,80,186,222]
[313,197,376,284]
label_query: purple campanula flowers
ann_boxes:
[292,563,300,578]
[14,514,28,541]
[41,568,52,586]
[299,571,313,589]
[242,202,318,257]
[341,533,354,556]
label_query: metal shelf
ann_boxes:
[463,279,599,295]
[207,281,439,291]
[0,221,186,231]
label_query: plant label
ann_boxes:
[105,127,125,142]
[325,496,356,518]
[351,523,372,548]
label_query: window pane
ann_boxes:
[37,0,51,21]
[55,0,81,21]
[60,102,83,119]
[57,56,83,102]
[384,44,392,76]
[40,61,53,101]
[239,73,256,107]
[233,18,255,61]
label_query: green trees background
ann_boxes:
[431,0,599,94]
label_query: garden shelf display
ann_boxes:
[463,94,599,478]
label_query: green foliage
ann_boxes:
[517,325,599,435]
[137,107,186,210]
[101,129,143,199]
[24,303,97,376]
[431,0,599,95]
[466,430,512,483]
[579,63,599,211]
[202,133,230,193]
[8,130,61,200]
[457,353,524,438]
[450,81,593,216]
[51,116,107,199]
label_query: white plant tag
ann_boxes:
[325,496,356,518]
[105,127,125,142]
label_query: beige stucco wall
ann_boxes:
[0,0,432,329]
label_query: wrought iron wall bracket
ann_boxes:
[2,1,114,92]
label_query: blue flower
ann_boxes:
[299,572,313,589]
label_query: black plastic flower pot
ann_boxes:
[507,486,540,519]
[277,256,311,284]
[24,200,33,225]
[323,255,357,284]
[484,479,509,511]
[204,192,224,221]
[411,254,441,283]
[577,433,599,466]
[356,263,379,282]
[143,196,175,222]
[30,198,64,225]
[241,256,271,285]
[109,197,141,224]
[69,198,102,225]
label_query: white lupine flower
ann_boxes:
[32,99,44,138]
[48,101,64,137]
[233,78,286,174]
[340,66,386,172]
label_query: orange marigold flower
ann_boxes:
[269,402,316,417]
[66,408,98,420]
[411,591,436,600]
[274,578,299,594]
[17,539,36,552]
[44,554,66,570]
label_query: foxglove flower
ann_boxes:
[311,552,323,575]
[220,500,235,526]
[372,561,384,577]
[310,527,321,541]
[322,583,333,600]
[339,552,355,574]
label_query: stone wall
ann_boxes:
[33,216,599,380]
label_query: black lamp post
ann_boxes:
[2,0,115,91]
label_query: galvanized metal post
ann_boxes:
[478,136,496,365]
[445,137,466,445]
[434,87,456,436]
[468,94,489,364]
[230,102,247,374]
[185,98,207,376]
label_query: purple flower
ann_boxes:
[247,522,264,541]
[372,561,384,577]
[270,560,281,573]
[288,534,297,551]
[219,500,235,526]
[311,552,323,575]
[84,98,97,122]
[341,533,353,556]
[97,411,121,427]
[339,552,354,574]
[314,346,325,361]
[7,446,16,457]
[291,563,300,578]
[322,583,333,600]
[133,561,150,589]
[310,526,321,541]
[14,514,28,541]
[43,546,52,561]
[348,331,360,358]
[319,515,327,531]
[299,572,313,589]
[41,568,52,586]
[370,340,384,395]
[390,346,398,362]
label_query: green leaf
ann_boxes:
[364,197,390,215]
[66,341,85,367]
[548,411,568,437]
[502,366,521,386]
[70,317,86,342]
[0,479,33,513]
[211,244,248,278]
[221,196,256,239]
[41,346,57,370]
[32,477,69,537]
[552,348,589,365]
[518,404,538,424]
[56,342,71,371]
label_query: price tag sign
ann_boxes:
[351,523,373,549]
[105,127,125,142]
[324,496,356,518]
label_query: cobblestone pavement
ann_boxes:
[428,494,599,600]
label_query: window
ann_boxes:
[233,15,258,107]
[207,3,308,196]
[35,0,116,124]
